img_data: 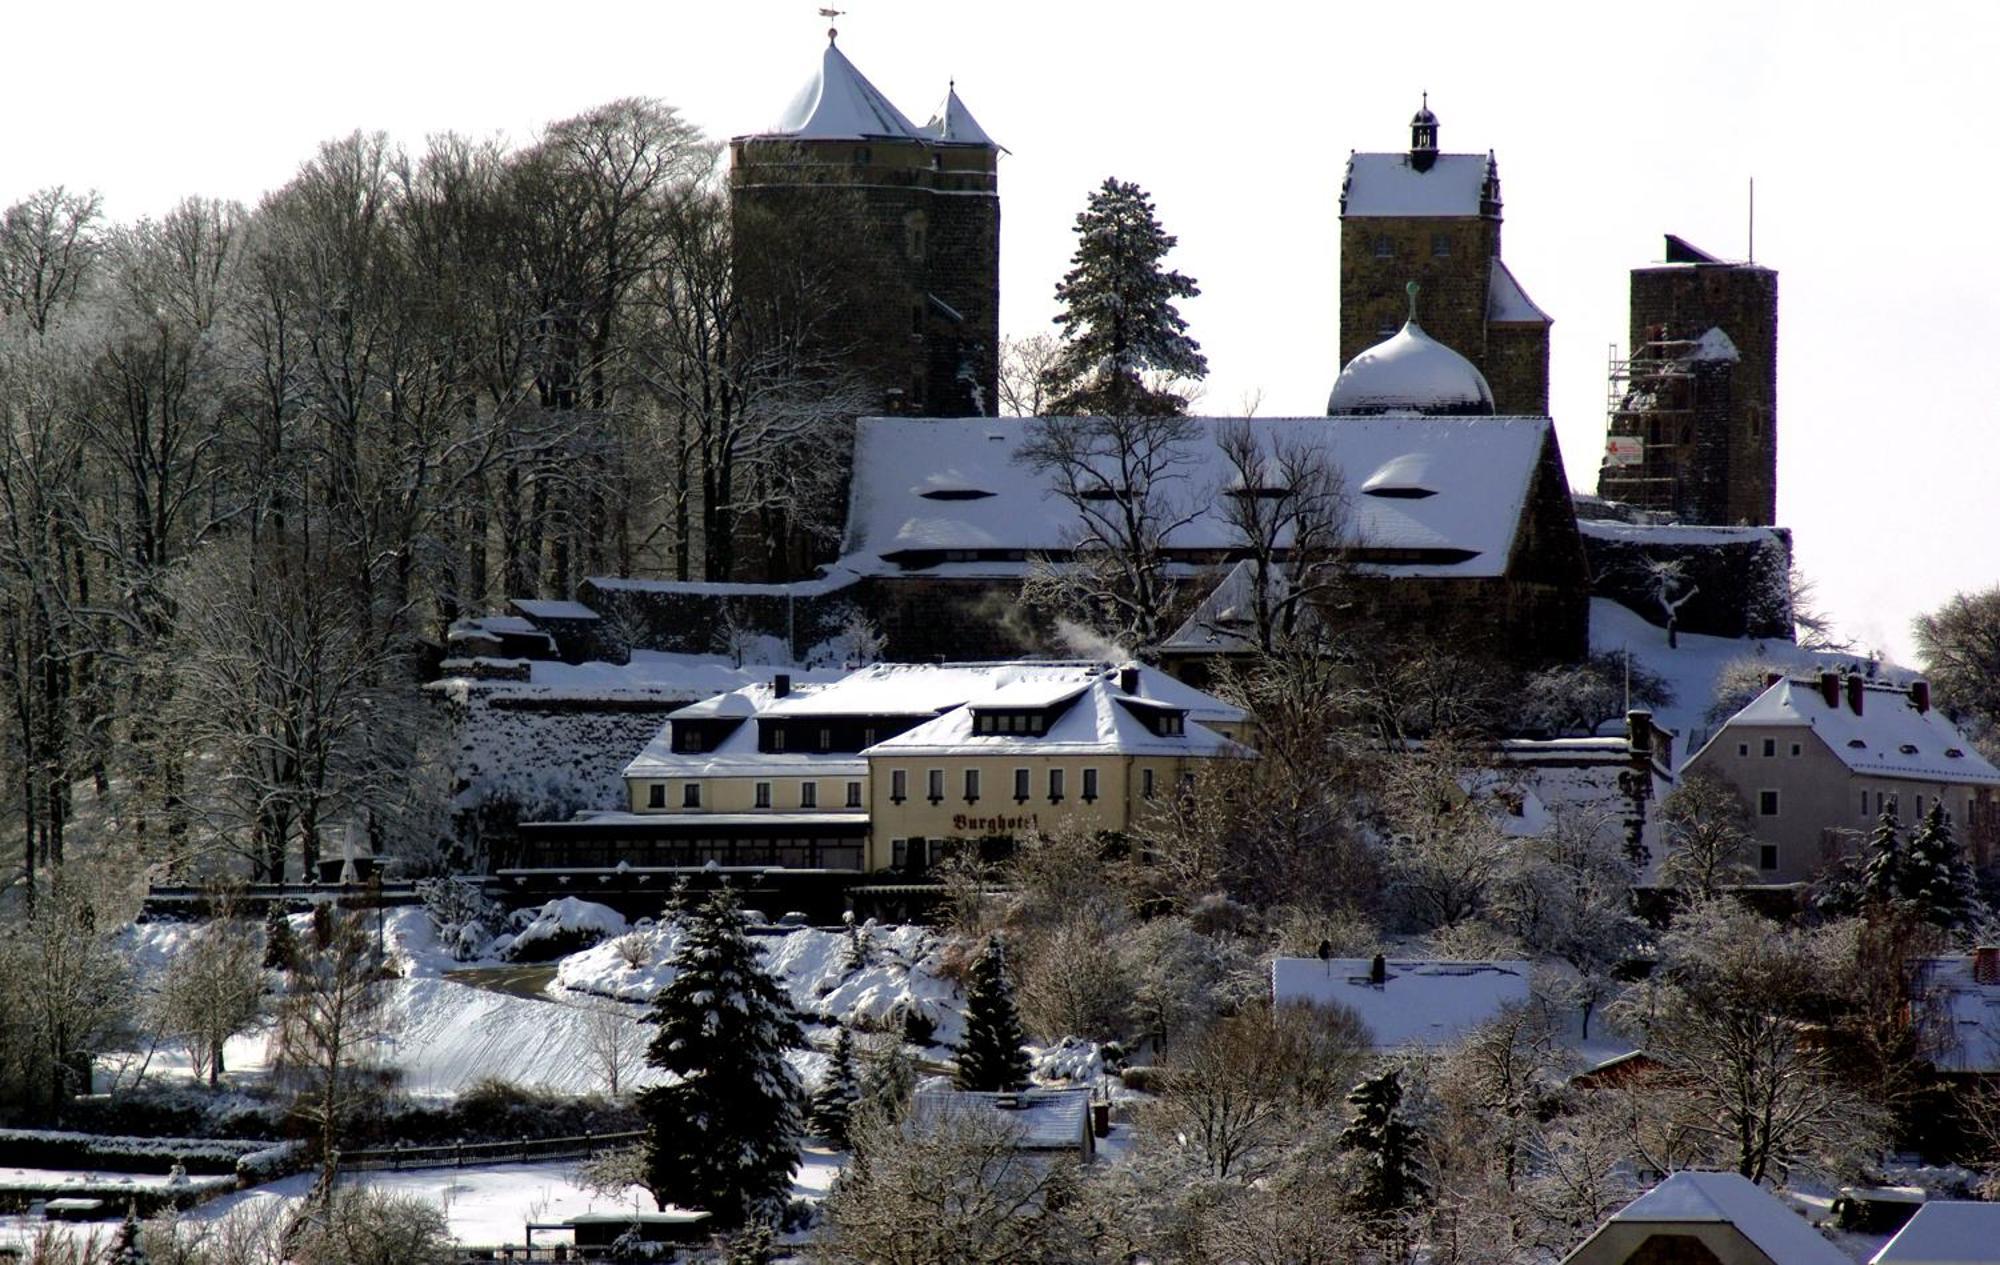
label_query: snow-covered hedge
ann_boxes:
[0,1129,275,1176]
[0,1174,235,1216]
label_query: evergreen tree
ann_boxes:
[953,935,1032,1092]
[808,1025,861,1149]
[263,903,297,970]
[1904,802,1980,930]
[638,887,806,1229]
[1860,809,1905,904]
[110,1203,146,1265]
[1337,1068,1425,1213]
[1041,178,1207,417]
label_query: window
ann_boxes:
[754,781,771,809]
[676,728,704,753]
[1738,743,1750,757]
[1179,772,1197,799]
[927,769,945,804]
[818,728,832,752]
[1862,790,1870,818]
[1373,233,1393,258]
[1762,738,1776,758]
[1049,768,1066,803]
[891,839,907,868]
[682,783,702,809]
[800,781,818,809]
[1014,768,1031,803]
[1082,768,1099,803]
[846,781,862,809]
[1758,789,1779,816]
[1916,794,1925,817]
[1790,743,1802,757]
[1760,843,1779,871]
[771,728,786,752]
[891,769,907,805]
[964,769,981,803]
[1889,793,1900,821]
[1142,768,1156,799]
[1430,232,1451,258]
[647,783,666,809]
[862,727,878,747]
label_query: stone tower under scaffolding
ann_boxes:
[1596,236,1778,525]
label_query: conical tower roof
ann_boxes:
[923,83,998,147]
[769,39,921,140]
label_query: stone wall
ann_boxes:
[1340,215,1498,382]
[1485,321,1551,417]
[580,576,861,660]
[1579,520,1793,640]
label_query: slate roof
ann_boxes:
[1696,678,2000,787]
[1874,1201,2000,1265]
[1342,151,1498,217]
[1566,1171,1847,1265]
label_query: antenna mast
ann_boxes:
[1748,176,1755,263]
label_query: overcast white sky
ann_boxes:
[5,0,1994,664]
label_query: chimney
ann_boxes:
[1975,947,2000,986]
[1846,675,1865,716]
[1117,664,1139,695]
[1819,672,1840,709]
[1763,671,1784,689]
[1912,680,1932,714]
[1370,953,1387,987]
[1626,710,1653,757]
[773,673,791,699]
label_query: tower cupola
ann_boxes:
[1328,283,1494,416]
[1410,93,1439,171]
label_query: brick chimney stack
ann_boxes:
[1912,680,1932,714]
[1846,675,1865,716]
[1819,672,1840,709]
[1975,946,2000,986]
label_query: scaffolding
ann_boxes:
[1597,336,1709,516]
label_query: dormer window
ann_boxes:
[1948,748,1966,759]
[1900,743,1920,755]
[918,486,995,501]
[1225,485,1292,502]
[1848,739,1867,749]
[1079,486,1132,503]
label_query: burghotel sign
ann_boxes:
[951,812,1039,833]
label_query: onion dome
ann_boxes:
[1327,320,1494,417]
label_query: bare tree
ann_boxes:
[1212,421,1351,654]
[1657,770,1755,897]
[0,875,132,1121]
[1017,412,1203,652]
[153,905,264,1088]
[274,907,385,1200]
[579,999,645,1099]
[997,333,1061,418]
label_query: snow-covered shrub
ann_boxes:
[236,1139,308,1184]
[416,877,502,961]
[0,1129,275,1176]
[502,898,627,962]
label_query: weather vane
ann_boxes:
[819,7,844,43]
[1406,280,1421,324]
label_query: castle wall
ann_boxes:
[1340,215,1496,378]
[1485,322,1551,417]
[1578,521,1793,640]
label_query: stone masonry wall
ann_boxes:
[1579,521,1793,640]
[1340,215,1497,384]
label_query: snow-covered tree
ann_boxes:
[1658,771,1755,897]
[1338,1068,1425,1213]
[638,886,805,1228]
[263,903,298,970]
[1040,177,1207,417]
[1915,586,2000,739]
[809,1025,861,1149]
[1881,803,1981,930]
[1860,809,1907,905]
[110,1203,146,1265]
[953,935,1032,1092]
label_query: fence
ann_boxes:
[338,1131,643,1172]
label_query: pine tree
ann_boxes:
[1860,809,1905,904]
[263,903,296,970]
[1904,802,1981,930]
[1337,1068,1425,1213]
[110,1203,146,1265]
[809,1025,861,1149]
[1041,177,1207,417]
[953,935,1032,1092]
[638,887,806,1229]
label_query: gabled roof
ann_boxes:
[1915,955,2000,1074]
[909,1087,1091,1151]
[841,416,1558,581]
[763,41,922,141]
[1342,151,1497,217]
[1487,259,1551,325]
[1874,1200,2000,1264]
[1270,958,1530,1051]
[1696,678,2000,787]
[1569,1171,1847,1265]
[923,85,998,147]
[870,674,1249,759]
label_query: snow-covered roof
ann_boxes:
[1690,327,1741,363]
[1327,319,1496,416]
[1270,958,1530,1051]
[841,416,1555,581]
[1487,259,1551,325]
[871,674,1249,759]
[1915,955,2000,1074]
[1694,677,2000,787]
[1342,151,1497,218]
[1873,1200,2000,1264]
[762,40,922,141]
[1577,519,1781,547]
[922,85,997,146]
[1160,560,1323,654]
[511,598,600,622]
[568,810,870,829]
[627,662,1247,778]
[1579,1171,1848,1265]
[908,1087,1091,1151]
